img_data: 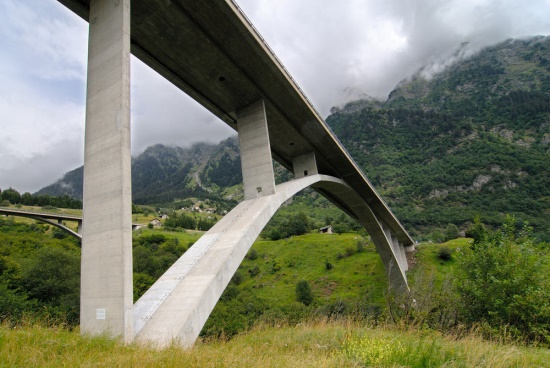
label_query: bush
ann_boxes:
[356,239,367,253]
[246,248,258,260]
[444,223,459,241]
[345,246,356,257]
[295,280,313,306]
[133,272,155,301]
[248,265,260,277]
[455,216,550,344]
[437,247,452,261]
[332,223,350,234]
[51,227,68,239]
[231,271,243,285]
[22,246,80,323]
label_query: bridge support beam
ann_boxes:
[80,0,133,342]
[237,100,276,200]
[292,151,318,179]
[381,223,408,274]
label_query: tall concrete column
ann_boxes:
[237,100,276,200]
[80,0,133,342]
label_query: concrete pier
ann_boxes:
[292,151,318,179]
[237,100,276,200]
[80,0,133,342]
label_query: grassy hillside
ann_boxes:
[1,205,549,346]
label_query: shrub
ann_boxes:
[22,246,80,324]
[231,271,243,285]
[248,265,260,277]
[295,280,313,306]
[356,239,367,253]
[332,223,350,234]
[455,216,550,344]
[271,261,281,273]
[437,247,452,261]
[345,246,356,257]
[444,223,459,241]
[220,286,239,301]
[246,248,258,260]
[51,227,68,239]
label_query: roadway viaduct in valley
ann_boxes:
[54,0,415,347]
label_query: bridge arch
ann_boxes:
[0,209,82,240]
[133,174,408,348]
[26,216,81,240]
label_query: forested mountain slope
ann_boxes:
[36,141,236,204]
[328,36,550,240]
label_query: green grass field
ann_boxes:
[2,208,549,365]
[1,320,549,367]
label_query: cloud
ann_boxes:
[0,0,87,193]
[131,59,234,154]
[237,0,550,110]
[1,0,550,193]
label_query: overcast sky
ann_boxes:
[1,0,549,193]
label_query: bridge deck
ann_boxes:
[0,208,82,222]
[57,0,413,246]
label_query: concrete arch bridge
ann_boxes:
[54,0,415,347]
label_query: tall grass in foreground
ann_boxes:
[1,320,549,367]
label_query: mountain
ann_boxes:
[37,37,550,239]
[34,166,84,200]
[36,138,243,205]
[327,36,550,240]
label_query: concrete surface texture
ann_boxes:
[292,151,319,179]
[237,100,276,200]
[80,0,133,343]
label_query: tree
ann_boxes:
[22,246,80,323]
[295,280,313,306]
[444,223,459,241]
[21,192,33,206]
[287,212,310,237]
[455,216,550,343]
[0,188,20,205]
